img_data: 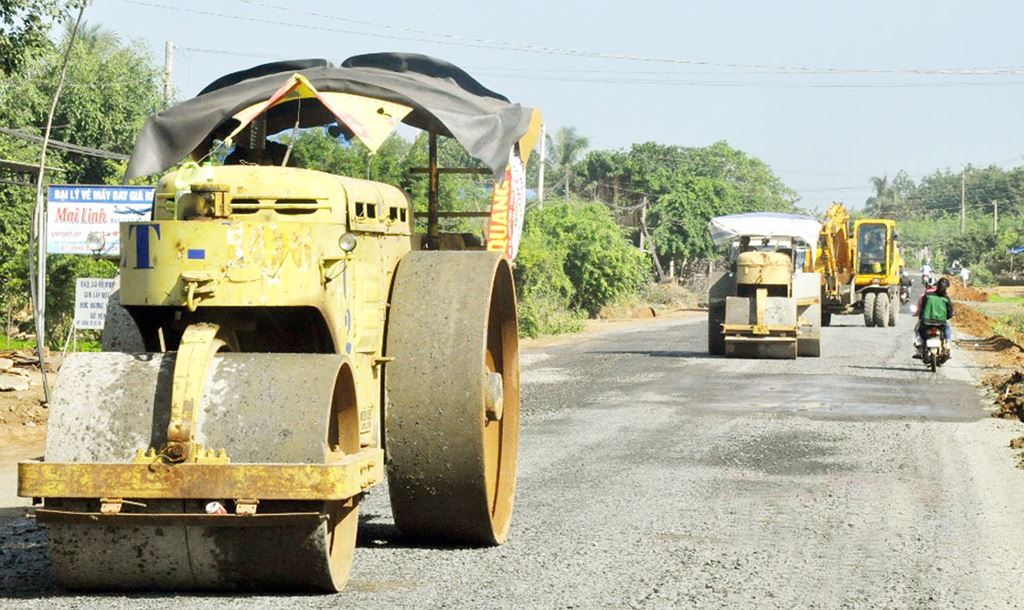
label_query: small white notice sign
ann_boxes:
[74,278,116,330]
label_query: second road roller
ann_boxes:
[19,53,543,591]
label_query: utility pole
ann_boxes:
[163,41,174,108]
[537,123,546,206]
[640,196,666,282]
[638,197,646,251]
[993,199,999,232]
[30,3,86,403]
[960,165,966,234]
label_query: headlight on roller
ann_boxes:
[339,232,358,253]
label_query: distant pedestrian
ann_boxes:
[960,266,971,287]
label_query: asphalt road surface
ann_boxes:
[3,306,1024,609]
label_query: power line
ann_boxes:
[0,127,130,161]
[170,44,1024,89]
[119,0,1024,78]
[470,72,1024,89]
[177,46,281,60]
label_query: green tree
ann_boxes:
[0,0,82,77]
[513,227,582,337]
[578,140,797,263]
[0,21,163,344]
[521,201,649,317]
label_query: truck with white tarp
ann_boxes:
[707,212,823,359]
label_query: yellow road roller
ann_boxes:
[707,212,823,359]
[19,53,542,591]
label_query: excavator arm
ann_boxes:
[817,202,853,299]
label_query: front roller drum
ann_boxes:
[37,351,363,591]
[385,251,519,545]
[725,337,798,359]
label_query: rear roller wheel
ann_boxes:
[100,285,145,352]
[863,292,877,327]
[385,251,520,545]
[798,338,821,357]
[708,303,725,355]
[42,349,361,591]
[725,339,797,360]
[888,293,898,326]
[873,292,888,328]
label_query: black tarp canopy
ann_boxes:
[124,53,540,181]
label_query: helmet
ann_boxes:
[927,276,938,287]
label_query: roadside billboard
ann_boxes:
[47,185,155,256]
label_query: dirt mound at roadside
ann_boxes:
[598,305,656,320]
[0,352,51,430]
[953,303,1000,338]
[990,371,1024,420]
[948,282,988,302]
[954,302,1024,373]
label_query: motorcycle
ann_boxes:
[917,320,950,372]
[899,283,911,305]
[920,273,931,288]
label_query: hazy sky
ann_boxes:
[85,0,1024,211]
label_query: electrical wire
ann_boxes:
[119,0,1024,78]
[177,46,280,60]
[173,43,1024,88]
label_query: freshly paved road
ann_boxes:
[3,307,1024,608]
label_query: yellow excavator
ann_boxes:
[816,203,904,328]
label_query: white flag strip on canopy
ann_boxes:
[708,212,822,247]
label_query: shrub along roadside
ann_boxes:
[513,200,650,337]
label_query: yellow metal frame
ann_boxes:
[165,323,227,463]
[19,448,382,501]
[722,324,798,335]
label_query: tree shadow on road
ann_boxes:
[848,365,931,373]
[584,350,716,359]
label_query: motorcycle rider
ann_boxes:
[898,267,913,302]
[920,260,933,286]
[914,277,953,359]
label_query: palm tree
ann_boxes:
[545,126,588,199]
[866,175,890,215]
[63,21,119,52]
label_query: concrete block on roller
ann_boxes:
[792,272,821,300]
[763,297,797,327]
[725,297,753,325]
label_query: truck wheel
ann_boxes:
[873,292,888,328]
[863,292,877,327]
[822,311,832,327]
[887,293,898,326]
[708,303,726,355]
